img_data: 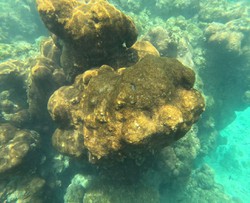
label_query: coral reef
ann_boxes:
[64,174,91,203]
[40,36,62,66]
[1,0,248,202]
[183,164,238,203]
[205,19,250,55]
[0,123,40,174]
[198,0,250,23]
[0,44,66,127]
[0,60,27,90]
[202,14,250,129]
[0,175,45,203]
[83,179,160,203]
[143,26,178,57]
[0,60,30,127]
[37,0,138,80]
[147,138,236,203]
[27,57,66,122]
[48,55,205,163]
[158,127,200,184]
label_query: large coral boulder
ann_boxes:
[36,0,138,79]
[48,55,205,163]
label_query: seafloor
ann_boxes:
[0,0,249,203]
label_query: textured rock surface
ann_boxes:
[202,15,250,128]
[0,123,40,173]
[205,22,244,54]
[158,127,200,182]
[0,60,26,90]
[36,0,138,79]
[83,180,160,203]
[48,55,205,163]
[183,164,237,203]
[0,60,30,127]
[27,57,66,122]
[0,175,45,203]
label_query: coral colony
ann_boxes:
[0,0,249,202]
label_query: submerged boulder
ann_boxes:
[27,57,66,122]
[48,55,205,164]
[0,123,40,174]
[36,0,138,80]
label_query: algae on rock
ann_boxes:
[37,0,138,80]
[48,55,205,164]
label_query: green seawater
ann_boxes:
[205,107,250,203]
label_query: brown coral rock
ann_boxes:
[106,40,160,69]
[0,123,40,173]
[0,60,30,127]
[27,57,66,121]
[0,60,26,90]
[37,0,138,79]
[130,40,160,60]
[48,55,205,163]
[0,175,45,202]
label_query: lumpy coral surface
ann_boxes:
[48,55,205,163]
[37,0,138,79]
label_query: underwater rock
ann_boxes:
[105,40,160,69]
[205,22,244,55]
[0,175,45,203]
[0,123,40,174]
[0,60,30,127]
[143,26,178,57]
[36,0,138,80]
[158,127,200,184]
[64,174,91,203]
[128,40,160,61]
[183,164,238,203]
[0,60,27,91]
[202,15,250,129]
[205,15,250,55]
[160,164,238,203]
[48,55,205,164]
[143,24,196,69]
[27,57,67,122]
[83,179,160,203]
[143,18,205,71]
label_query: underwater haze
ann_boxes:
[0,0,250,203]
